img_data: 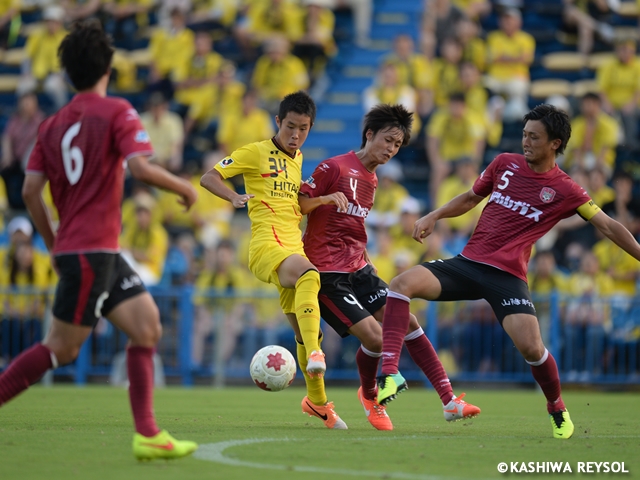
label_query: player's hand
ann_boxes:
[232,193,254,208]
[177,183,198,211]
[321,192,349,212]
[413,213,437,243]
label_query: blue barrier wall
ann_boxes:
[1,287,639,385]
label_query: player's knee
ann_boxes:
[407,314,421,333]
[362,336,382,353]
[296,268,320,290]
[389,272,413,297]
[133,306,162,346]
[47,342,82,366]
[520,343,545,363]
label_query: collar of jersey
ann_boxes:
[271,137,297,159]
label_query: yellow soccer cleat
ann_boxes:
[133,430,198,461]
[550,410,574,439]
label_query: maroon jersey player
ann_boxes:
[0,20,198,460]
[299,104,480,431]
[377,104,640,439]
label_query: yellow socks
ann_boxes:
[296,337,327,406]
[294,269,322,354]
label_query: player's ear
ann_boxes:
[275,115,281,129]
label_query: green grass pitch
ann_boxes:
[0,386,638,480]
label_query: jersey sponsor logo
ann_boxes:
[500,297,535,310]
[121,274,142,291]
[340,201,369,218]
[368,288,388,304]
[539,187,556,203]
[219,157,234,167]
[125,108,140,121]
[134,130,150,143]
[304,176,316,188]
[488,191,543,222]
[271,180,299,199]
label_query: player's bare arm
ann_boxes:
[128,155,197,210]
[589,210,640,261]
[298,191,349,214]
[200,168,254,208]
[22,173,55,251]
[413,189,484,243]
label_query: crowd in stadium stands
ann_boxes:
[1,0,640,374]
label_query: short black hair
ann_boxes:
[523,104,572,156]
[581,92,601,103]
[58,19,114,91]
[278,91,316,125]
[361,104,413,149]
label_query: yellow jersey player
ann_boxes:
[200,91,348,429]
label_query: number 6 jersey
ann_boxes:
[26,93,154,254]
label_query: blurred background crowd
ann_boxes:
[1,0,640,381]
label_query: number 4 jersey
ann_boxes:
[26,93,153,254]
[300,151,376,273]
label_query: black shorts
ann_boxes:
[318,264,388,338]
[53,252,147,327]
[422,255,536,324]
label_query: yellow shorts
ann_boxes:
[249,238,307,314]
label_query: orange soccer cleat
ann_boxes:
[306,350,326,378]
[443,393,481,422]
[358,387,393,431]
[301,396,348,429]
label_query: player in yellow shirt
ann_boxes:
[485,8,535,120]
[597,39,640,149]
[200,91,348,429]
[565,92,619,174]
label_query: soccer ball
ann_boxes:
[250,345,297,392]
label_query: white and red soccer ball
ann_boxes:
[250,345,297,392]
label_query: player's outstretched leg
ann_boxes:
[108,293,198,458]
[296,338,347,429]
[404,325,481,421]
[0,343,55,406]
[528,348,574,439]
[357,387,392,430]
[294,269,325,378]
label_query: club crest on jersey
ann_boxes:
[219,157,234,168]
[540,187,556,203]
[304,176,316,188]
[134,130,149,143]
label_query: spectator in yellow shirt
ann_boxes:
[456,17,486,72]
[103,0,153,49]
[366,159,409,229]
[460,61,503,147]
[427,93,486,203]
[236,0,302,55]
[388,196,426,265]
[184,60,246,135]
[431,37,463,108]
[562,0,616,55]
[588,166,615,207]
[149,8,195,82]
[120,193,170,286]
[485,8,535,121]
[528,251,569,296]
[251,35,309,114]
[0,0,19,49]
[140,93,184,172]
[593,236,639,297]
[564,92,619,174]
[216,89,275,155]
[174,31,224,111]
[192,239,254,367]
[23,6,68,110]
[293,0,337,87]
[436,156,483,240]
[188,0,239,31]
[382,34,433,115]
[452,0,491,20]
[597,39,640,149]
[421,0,465,59]
[363,63,419,126]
